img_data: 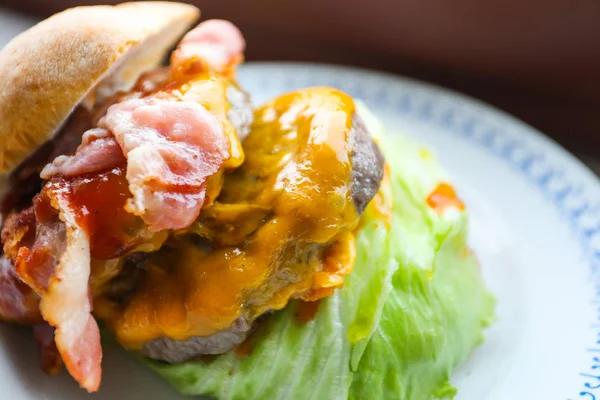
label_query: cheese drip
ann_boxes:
[97,88,361,348]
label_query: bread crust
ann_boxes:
[0,2,199,177]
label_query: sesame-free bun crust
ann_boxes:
[0,2,199,177]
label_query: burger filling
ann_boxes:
[0,20,384,393]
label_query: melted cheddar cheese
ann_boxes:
[95,88,362,349]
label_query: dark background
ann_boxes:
[2,0,599,159]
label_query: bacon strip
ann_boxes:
[41,97,231,233]
[172,19,246,74]
[5,187,102,392]
[13,192,66,295]
[99,97,229,232]
[36,189,101,392]
[40,129,124,179]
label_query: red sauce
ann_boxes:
[426,183,465,214]
[33,190,58,224]
[49,166,145,260]
[294,300,321,324]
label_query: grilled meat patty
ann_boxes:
[140,111,385,363]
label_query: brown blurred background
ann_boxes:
[1,0,599,161]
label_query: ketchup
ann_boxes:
[426,183,465,214]
[49,166,145,260]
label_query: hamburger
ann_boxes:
[0,2,494,399]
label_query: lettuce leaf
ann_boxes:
[349,187,495,399]
[144,107,494,400]
[146,194,394,399]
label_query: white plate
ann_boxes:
[1,62,600,400]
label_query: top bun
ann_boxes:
[0,1,200,178]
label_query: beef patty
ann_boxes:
[140,110,385,363]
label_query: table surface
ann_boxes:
[1,8,598,177]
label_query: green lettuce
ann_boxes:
[144,106,495,400]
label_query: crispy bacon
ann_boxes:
[99,97,229,231]
[13,192,66,294]
[36,187,101,392]
[4,186,102,392]
[1,210,42,324]
[2,188,102,390]
[41,96,231,233]
[2,207,35,261]
[172,19,246,74]
[40,129,124,179]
